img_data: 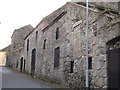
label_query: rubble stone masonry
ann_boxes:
[9,1,120,88]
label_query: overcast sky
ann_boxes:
[0,0,71,50]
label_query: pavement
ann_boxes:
[1,66,63,88]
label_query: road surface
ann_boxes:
[1,67,53,88]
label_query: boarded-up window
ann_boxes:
[56,27,59,40]
[54,47,60,68]
[70,61,74,73]
[43,39,46,49]
[27,39,29,52]
[88,56,92,69]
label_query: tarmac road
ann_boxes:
[1,66,52,88]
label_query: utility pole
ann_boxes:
[85,0,89,89]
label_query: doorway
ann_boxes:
[31,49,36,76]
[107,48,120,88]
[107,36,120,89]
[20,57,23,72]
[23,59,25,72]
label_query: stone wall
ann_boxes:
[10,25,33,69]
[75,3,120,88]
[23,5,67,82]
[22,2,120,88]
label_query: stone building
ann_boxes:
[9,1,120,89]
[9,25,33,69]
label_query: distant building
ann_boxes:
[0,45,11,66]
[0,52,6,66]
[8,1,120,89]
[9,25,33,68]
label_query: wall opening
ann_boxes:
[23,59,25,72]
[20,57,23,72]
[54,47,60,68]
[31,49,36,76]
[88,56,92,69]
[56,27,59,40]
[107,36,120,88]
[27,39,29,52]
[43,39,46,49]
[35,31,38,40]
[70,61,74,73]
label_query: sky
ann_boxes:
[0,0,71,50]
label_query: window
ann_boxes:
[27,39,29,52]
[70,61,74,73]
[56,27,59,40]
[88,56,92,69]
[54,47,60,68]
[43,39,46,49]
[35,31,38,40]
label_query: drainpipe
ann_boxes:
[85,0,89,89]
